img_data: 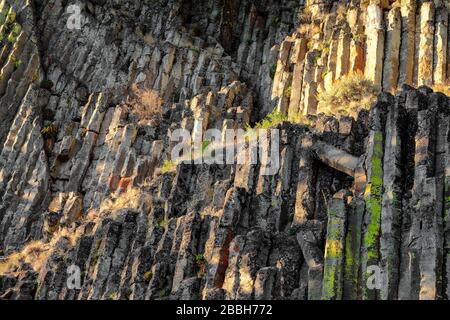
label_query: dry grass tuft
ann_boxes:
[0,228,81,276]
[317,72,380,117]
[160,159,177,174]
[297,7,310,23]
[0,242,49,276]
[100,187,143,213]
[123,84,164,124]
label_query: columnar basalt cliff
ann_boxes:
[0,0,449,300]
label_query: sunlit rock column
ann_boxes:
[382,7,401,92]
[300,50,320,114]
[335,24,351,79]
[398,0,416,86]
[287,38,308,120]
[433,3,448,84]
[347,6,365,74]
[364,4,384,87]
[417,1,435,86]
[272,39,294,115]
[293,134,315,225]
[323,29,339,91]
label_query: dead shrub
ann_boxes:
[0,241,50,276]
[298,6,312,25]
[100,187,143,213]
[124,84,164,124]
[0,228,80,276]
[317,72,380,117]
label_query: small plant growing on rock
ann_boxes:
[195,254,206,278]
[271,199,278,208]
[269,63,277,79]
[157,217,168,228]
[0,241,49,275]
[287,108,316,127]
[298,6,312,25]
[7,32,14,43]
[284,85,292,99]
[249,109,288,130]
[160,159,176,174]
[188,47,200,54]
[0,228,80,276]
[313,51,321,64]
[195,253,205,264]
[201,140,211,156]
[11,22,21,34]
[125,84,164,125]
[6,9,16,24]
[317,72,380,117]
[7,23,21,43]
[13,58,21,68]
[41,124,57,139]
[143,270,153,283]
[10,54,21,68]
[109,292,118,300]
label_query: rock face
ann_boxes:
[273,0,449,115]
[0,0,449,300]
